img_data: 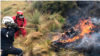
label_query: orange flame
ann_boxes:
[52,19,96,43]
[79,20,95,36]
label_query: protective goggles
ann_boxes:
[18,15,24,18]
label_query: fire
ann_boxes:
[52,18,96,43]
[52,35,60,41]
[79,20,95,36]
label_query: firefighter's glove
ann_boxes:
[11,23,18,28]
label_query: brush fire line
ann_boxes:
[50,18,100,54]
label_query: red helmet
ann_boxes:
[17,11,23,15]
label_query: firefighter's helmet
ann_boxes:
[17,11,23,15]
[2,16,14,24]
[17,11,24,18]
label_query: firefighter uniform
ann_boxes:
[12,15,27,38]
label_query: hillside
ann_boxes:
[1,1,30,17]
[1,1,84,56]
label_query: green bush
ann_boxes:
[28,9,41,24]
[58,16,65,23]
[47,13,65,32]
[42,1,76,16]
[27,9,41,31]
[31,1,42,10]
[50,13,65,25]
[49,22,58,32]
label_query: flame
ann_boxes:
[79,20,95,36]
[52,35,59,41]
[52,18,96,43]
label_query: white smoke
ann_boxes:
[76,32,100,50]
[91,18,100,26]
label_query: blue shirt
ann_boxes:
[1,27,19,46]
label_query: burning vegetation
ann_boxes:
[52,18,96,43]
[50,17,100,56]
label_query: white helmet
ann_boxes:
[2,16,14,24]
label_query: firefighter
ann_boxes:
[12,11,27,38]
[1,16,23,56]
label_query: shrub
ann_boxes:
[38,14,65,32]
[42,1,76,16]
[28,10,41,24]
[27,9,41,31]
[49,22,58,32]
[57,15,65,23]
[43,13,66,32]
[31,1,42,10]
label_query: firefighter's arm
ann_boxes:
[12,23,19,32]
[23,18,27,27]
[14,26,19,33]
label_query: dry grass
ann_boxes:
[7,29,83,56]
[12,31,56,56]
[1,1,31,18]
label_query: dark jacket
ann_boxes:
[1,27,19,46]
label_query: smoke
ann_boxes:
[73,32,100,56]
[91,17,100,26]
[76,33,100,49]
[66,1,100,26]
[60,32,100,56]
